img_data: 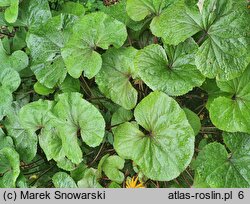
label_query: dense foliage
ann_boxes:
[0,0,249,188]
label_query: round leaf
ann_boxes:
[114,91,195,181]
[136,39,204,96]
[62,12,127,79]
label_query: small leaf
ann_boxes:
[34,82,55,96]
[0,40,29,72]
[1,0,19,23]
[52,172,77,188]
[183,108,201,136]
[101,155,125,184]
[0,68,21,92]
[77,168,102,188]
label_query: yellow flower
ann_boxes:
[126,176,145,188]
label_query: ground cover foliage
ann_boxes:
[0,0,249,188]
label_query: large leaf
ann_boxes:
[50,92,105,164]
[136,38,204,96]
[209,65,250,133]
[114,91,195,181]
[52,172,77,188]
[151,0,250,80]
[26,14,76,88]
[193,132,250,188]
[0,40,29,72]
[0,147,20,188]
[62,12,127,79]
[96,47,138,110]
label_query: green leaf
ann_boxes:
[0,68,21,92]
[0,0,19,23]
[0,87,12,120]
[96,47,138,109]
[114,91,195,181]
[4,103,37,162]
[151,0,250,80]
[39,126,64,162]
[0,40,29,72]
[34,82,55,96]
[19,99,54,135]
[183,108,201,136]
[62,12,127,79]
[18,0,52,30]
[136,38,204,96]
[111,107,133,131]
[0,133,14,150]
[103,0,145,31]
[27,14,77,88]
[126,0,174,21]
[51,92,105,164]
[0,147,20,188]
[101,155,125,184]
[52,172,77,188]
[59,2,85,16]
[193,132,250,188]
[209,65,250,133]
[58,75,80,93]
[77,168,102,188]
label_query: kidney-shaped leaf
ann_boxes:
[136,38,204,96]
[99,154,125,184]
[151,0,249,80]
[114,91,195,181]
[193,132,250,188]
[62,12,127,79]
[96,47,138,110]
[209,66,250,133]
